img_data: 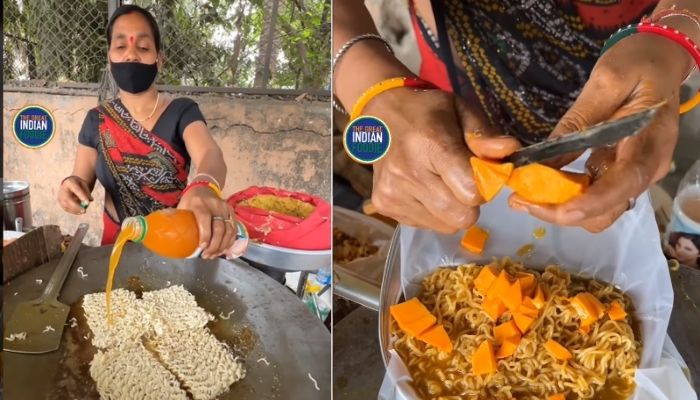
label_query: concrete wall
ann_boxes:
[3,88,331,246]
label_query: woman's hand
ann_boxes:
[58,176,94,215]
[510,33,685,232]
[177,186,237,259]
[368,88,520,234]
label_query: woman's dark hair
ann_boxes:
[107,5,161,52]
[669,232,700,266]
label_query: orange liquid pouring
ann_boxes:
[105,223,135,325]
[104,209,200,325]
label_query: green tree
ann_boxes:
[3,0,330,89]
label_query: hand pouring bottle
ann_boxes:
[121,208,200,259]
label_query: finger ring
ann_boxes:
[212,216,226,222]
[586,163,609,180]
[626,197,636,211]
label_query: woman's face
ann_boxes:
[109,12,158,64]
[675,236,700,266]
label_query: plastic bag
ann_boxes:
[381,180,695,399]
[333,206,393,286]
[228,186,331,250]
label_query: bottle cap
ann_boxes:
[121,216,147,242]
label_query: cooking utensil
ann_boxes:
[3,244,331,400]
[243,241,331,271]
[3,180,32,230]
[505,104,662,167]
[379,226,402,366]
[3,223,88,354]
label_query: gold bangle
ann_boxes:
[349,77,437,120]
[183,180,223,199]
[193,172,222,191]
[680,91,700,114]
[206,181,223,199]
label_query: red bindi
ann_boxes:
[129,36,134,44]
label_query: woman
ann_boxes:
[334,0,699,233]
[58,5,236,260]
[666,232,700,268]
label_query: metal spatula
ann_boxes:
[3,223,89,354]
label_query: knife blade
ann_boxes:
[504,104,662,167]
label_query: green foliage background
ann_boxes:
[3,0,330,89]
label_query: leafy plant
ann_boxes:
[2,0,330,89]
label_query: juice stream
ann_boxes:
[105,223,136,326]
[104,209,200,325]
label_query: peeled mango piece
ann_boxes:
[470,157,514,201]
[507,163,590,205]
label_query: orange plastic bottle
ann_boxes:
[121,208,200,258]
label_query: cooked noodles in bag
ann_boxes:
[380,187,695,400]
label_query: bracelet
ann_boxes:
[333,95,349,116]
[332,33,395,115]
[332,33,394,73]
[61,175,79,186]
[601,21,700,114]
[650,9,700,80]
[192,172,222,191]
[181,180,222,199]
[349,77,438,120]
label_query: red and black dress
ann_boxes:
[410,0,659,144]
[78,97,205,245]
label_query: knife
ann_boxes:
[504,104,663,167]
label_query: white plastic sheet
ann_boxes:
[333,206,393,285]
[380,174,695,399]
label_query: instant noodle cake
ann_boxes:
[148,328,246,400]
[83,286,246,400]
[89,342,187,400]
[140,285,213,335]
[82,289,149,349]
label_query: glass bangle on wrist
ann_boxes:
[192,172,222,191]
[650,8,700,81]
[332,33,395,115]
[180,180,223,199]
[349,77,438,120]
[601,21,700,114]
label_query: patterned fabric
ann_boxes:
[426,0,657,144]
[95,99,188,220]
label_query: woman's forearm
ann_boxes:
[183,122,228,189]
[71,145,98,191]
[653,0,700,80]
[332,0,414,110]
[654,0,700,42]
[193,148,227,189]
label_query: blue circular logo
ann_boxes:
[13,105,55,148]
[343,116,391,164]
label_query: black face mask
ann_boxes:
[109,61,158,94]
